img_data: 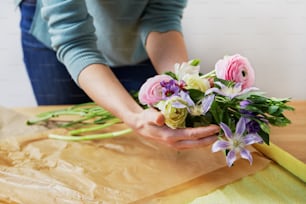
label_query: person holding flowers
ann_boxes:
[138,55,293,166]
[17,0,220,150]
[27,52,293,166]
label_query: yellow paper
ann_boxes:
[191,162,306,204]
[253,142,306,182]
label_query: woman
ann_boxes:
[17,0,219,150]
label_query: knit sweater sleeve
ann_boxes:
[139,0,187,45]
[41,0,107,83]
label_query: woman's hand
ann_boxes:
[128,108,220,150]
[79,64,219,150]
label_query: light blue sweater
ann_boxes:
[16,0,187,83]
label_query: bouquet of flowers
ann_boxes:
[137,54,294,166]
[27,54,294,167]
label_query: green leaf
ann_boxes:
[209,101,224,124]
[268,115,291,126]
[236,91,266,100]
[164,71,177,80]
[268,105,280,115]
[185,114,212,127]
[259,121,270,134]
[245,105,264,115]
[270,97,291,103]
[188,89,204,102]
[281,104,295,111]
[214,78,235,87]
[258,129,270,145]
[248,94,269,104]
[190,59,200,66]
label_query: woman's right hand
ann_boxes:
[128,108,220,150]
[79,64,219,150]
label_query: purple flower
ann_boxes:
[246,115,269,134]
[206,81,258,99]
[239,99,254,116]
[212,117,263,167]
[161,79,186,99]
[202,94,215,115]
[246,120,261,134]
[240,100,251,108]
[179,91,195,108]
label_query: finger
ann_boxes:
[160,124,220,143]
[184,124,220,140]
[171,135,218,150]
[155,112,165,126]
[144,108,165,126]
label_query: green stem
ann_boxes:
[201,70,216,79]
[48,128,133,141]
[57,114,98,128]
[27,110,86,125]
[36,110,86,118]
[68,118,121,135]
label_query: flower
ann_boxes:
[212,117,263,167]
[188,103,203,116]
[245,120,261,134]
[174,60,200,81]
[215,54,255,89]
[27,55,294,168]
[240,99,252,108]
[184,75,210,92]
[160,79,185,98]
[205,81,258,99]
[201,94,215,115]
[174,60,210,92]
[136,55,293,166]
[156,96,189,129]
[138,74,173,106]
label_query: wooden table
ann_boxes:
[253,100,306,182]
[269,101,305,163]
[14,101,306,166]
[11,101,306,203]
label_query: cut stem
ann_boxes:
[48,128,133,141]
[68,118,121,135]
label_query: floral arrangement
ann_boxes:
[27,54,293,167]
[137,54,294,166]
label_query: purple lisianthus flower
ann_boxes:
[240,99,252,108]
[206,81,258,99]
[161,79,186,99]
[245,115,268,134]
[161,79,180,98]
[212,117,263,167]
[202,94,215,115]
[177,91,204,116]
[179,91,195,107]
[239,99,254,115]
[246,119,261,133]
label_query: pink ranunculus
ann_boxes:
[215,54,255,89]
[138,75,173,106]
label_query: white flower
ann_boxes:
[189,103,203,116]
[156,96,189,129]
[174,60,200,81]
[184,75,210,92]
[206,81,258,99]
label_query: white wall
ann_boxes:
[182,0,306,100]
[1,0,305,107]
[0,1,36,107]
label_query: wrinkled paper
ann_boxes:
[0,106,270,203]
